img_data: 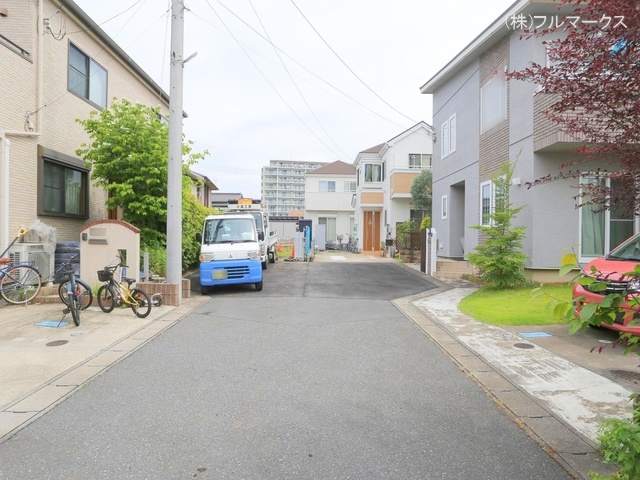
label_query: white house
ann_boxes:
[353,122,433,253]
[304,160,356,248]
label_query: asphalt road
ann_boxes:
[0,260,572,479]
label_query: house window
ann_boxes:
[319,181,336,192]
[481,65,507,133]
[364,164,382,183]
[480,181,494,226]
[441,114,456,158]
[68,43,108,108]
[409,154,432,169]
[318,217,337,241]
[38,147,89,219]
[579,176,635,259]
[344,181,356,192]
[442,195,448,220]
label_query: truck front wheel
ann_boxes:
[262,260,267,270]
[255,281,263,291]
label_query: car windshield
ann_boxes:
[203,218,256,244]
[606,235,640,261]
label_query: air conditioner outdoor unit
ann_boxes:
[8,243,55,281]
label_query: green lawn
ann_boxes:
[457,284,573,326]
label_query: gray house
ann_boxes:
[420,0,632,283]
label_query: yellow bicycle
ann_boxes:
[96,256,152,318]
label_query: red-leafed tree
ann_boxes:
[508,0,639,214]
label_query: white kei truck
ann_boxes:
[225,199,277,270]
[196,213,264,294]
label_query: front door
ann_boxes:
[363,211,380,251]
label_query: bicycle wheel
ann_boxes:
[0,265,42,304]
[58,279,93,309]
[97,284,116,313]
[67,292,81,326]
[129,288,152,318]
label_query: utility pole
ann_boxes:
[167,0,185,303]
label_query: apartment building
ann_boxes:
[304,160,356,247]
[0,0,170,253]
[261,160,329,217]
[353,122,433,252]
[420,0,626,282]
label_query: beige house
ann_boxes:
[187,171,218,209]
[353,122,434,253]
[304,160,356,248]
[0,0,171,254]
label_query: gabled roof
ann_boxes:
[386,121,433,146]
[359,143,385,154]
[187,171,217,190]
[420,0,571,94]
[211,192,243,203]
[307,160,356,176]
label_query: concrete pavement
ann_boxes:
[0,250,638,479]
[0,294,209,443]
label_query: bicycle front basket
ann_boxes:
[97,269,113,282]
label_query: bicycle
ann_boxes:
[56,253,93,312]
[347,237,360,253]
[0,259,42,305]
[0,228,42,305]
[96,256,152,318]
[58,262,82,326]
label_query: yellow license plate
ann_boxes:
[213,270,228,280]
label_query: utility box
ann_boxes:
[80,220,140,290]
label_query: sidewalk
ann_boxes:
[0,295,208,442]
[397,279,637,480]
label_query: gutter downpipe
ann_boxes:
[0,0,44,253]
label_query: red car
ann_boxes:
[573,233,640,336]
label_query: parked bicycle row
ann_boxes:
[1,229,155,327]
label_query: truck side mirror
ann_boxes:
[196,232,202,243]
[258,231,264,241]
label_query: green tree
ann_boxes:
[76,98,211,272]
[410,169,432,215]
[467,162,528,288]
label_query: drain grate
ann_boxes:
[603,369,640,388]
[513,342,535,349]
[46,340,69,347]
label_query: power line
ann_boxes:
[248,0,350,159]
[289,0,419,125]
[210,0,406,129]
[202,0,346,161]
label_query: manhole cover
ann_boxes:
[513,342,535,349]
[603,369,640,388]
[46,340,69,347]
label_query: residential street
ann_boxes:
[0,257,574,479]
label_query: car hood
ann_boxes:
[585,257,640,280]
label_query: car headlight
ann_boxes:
[627,279,640,293]
[248,250,260,261]
[199,253,214,262]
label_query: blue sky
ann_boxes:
[73,0,517,197]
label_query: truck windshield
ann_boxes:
[203,218,256,244]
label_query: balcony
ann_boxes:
[533,93,584,152]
